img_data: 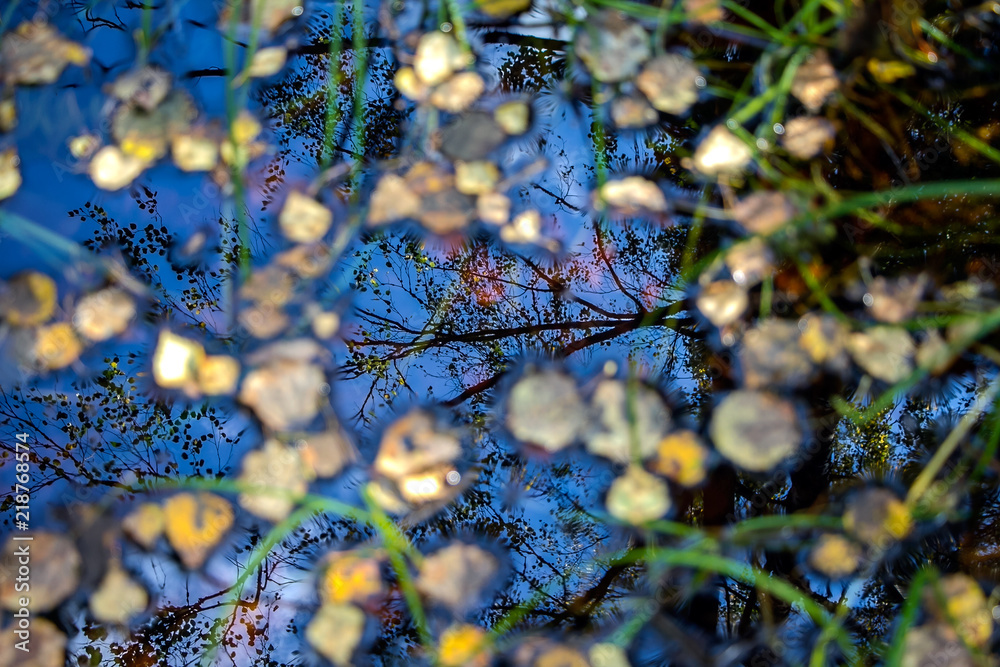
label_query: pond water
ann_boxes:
[2,0,1000,666]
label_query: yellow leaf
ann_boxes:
[163,492,234,569]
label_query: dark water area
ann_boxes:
[3,0,1000,666]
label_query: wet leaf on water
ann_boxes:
[89,562,148,625]
[0,271,56,327]
[112,91,197,162]
[740,319,815,388]
[500,209,542,243]
[926,573,993,648]
[439,624,491,667]
[108,66,172,111]
[506,370,586,452]
[33,322,83,370]
[455,160,500,195]
[611,94,659,129]
[298,426,357,478]
[696,280,748,327]
[89,145,147,191]
[246,46,288,79]
[606,465,671,524]
[367,173,422,226]
[596,177,669,215]
[575,13,650,83]
[477,0,532,18]
[651,430,710,487]
[866,59,916,84]
[171,129,220,172]
[688,125,753,178]
[1,532,80,612]
[416,542,499,611]
[220,110,266,167]
[864,274,927,323]
[238,438,311,523]
[430,72,486,113]
[163,492,234,569]
[440,111,507,161]
[153,330,205,394]
[0,148,21,200]
[798,313,850,371]
[709,390,802,472]
[404,161,475,233]
[584,379,671,462]
[494,100,530,135]
[280,191,333,243]
[309,308,341,340]
[847,326,916,383]
[69,133,100,160]
[900,623,975,667]
[0,617,66,667]
[196,354,241,395]
[791,50,838,113]
[394,66,430,102]
[636,54,701,115]
[843,488,913,546]
[731,191,796,235]
[725,237,775,286]
[534,645,591,667]
[590,643,632,667]
[276,243,333,278]
[73,287,136,342]
[239,347,327,431]
[781,116,836,160]
[808,534,862,578]
[221,0,303,34]
[122,502,165,550]
[916,329,955,375]
[306,603,365,667]
[239,301,289,339]
[374,410,462,483]
[0,95,16,132]
[683,0,725,22]
[477,191,511,225]
[319,551,384,604]
[414,31,470,86]
[0,22,90,86]
[240,265,296,305]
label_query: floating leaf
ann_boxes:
[590,643,632,667]
[731,191,796,235]
[375,411,462,484]
[310,308,341,340]
[808,534,861,578]
[367,173,422,226]
[607,465,671,524]
[238,439,311,522]
[69,133,100,160]
[196,354,241,395]
[153,331,205,394]
[477,191,511,225]
[0,271,56,327]
[306,603,365,666]
[611,94,658,129]
[221,0,303,34]
[725,237,775,286]
[0,533,80,612]
[122,502,165,550]
[864,274,927,324]
[781,116,836,159]
[791,50,838,113]
[246,46,288,79]
[73,287,136,342]
[108,66,172,111]
[455,160,500,195]
[90,563,148,625]
[298,427,356,478]
[596,177,668,215]
[866,58,916,84]
[239,301,289,339]
[740,319,815,388]
[439,624,491,667]
[576,13,650,83]
[89,145,147,191]
[696,280,748,327]
[394,66,430,102]
[916,329,955,375]
[239,350,326,431]
[500,209,542,243]
[33,322,83,370]
[506,370,586,452]
[847,326,915,383]
[0,95,16,132]
[0,617,65,667]
[171,130,220,172]
[535,645,591,667]
[477,0,532,18]
[651,430,710,487]
[636,54,700,115]
[689,125,753,177]
[414,31,469,86]
[320,551,383,604]
[494,100,530,135]
[798,313,850,370]
[163,492,234,569]
[417,543,498,611]
[900,623,974,667]
[584,379,671,462]
[683,0,724,22]
[926,574,993,648]
[0,22,90,86]
[0,148,20,200]
[430,72,486,112]
[279,191,333,243]
[710,390,801,472]
[112,91,196,162]
[440,112,507,161]
[843,488,912,546]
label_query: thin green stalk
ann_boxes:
[321,2,345,168]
